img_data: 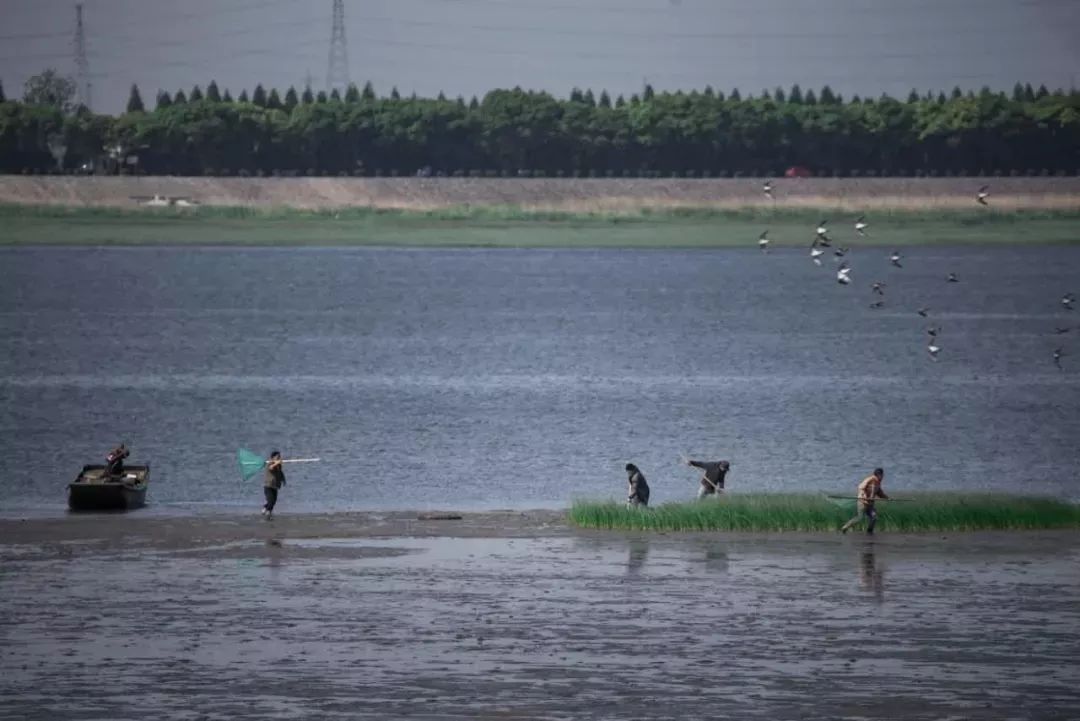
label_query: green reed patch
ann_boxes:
[569,493,1080,532]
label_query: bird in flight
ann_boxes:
[834,246,850,258]
[871,281,885,296]
[1054,327,1071,335]
[763,180,774,199]
[927,341,941,361]
[947,273,959,283]
[917,307,930,317]
[758,231,770,252]
[837,263,852,285]
[926,325,941,338]
[854,216,868,236]
[1063,293,1075,311]
[976,185,990,206]
[890,251,903,268]
[870,300,885,309]
[1053,347,1064,370]
[810,242,825,266]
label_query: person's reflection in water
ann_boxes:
[626,538,649,576]
[265,538,284,578]
[703,546,729,573]
[859,546,885,603]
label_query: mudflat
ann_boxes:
[2,512,1078,720]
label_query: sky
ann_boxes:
[1,0,1078,114]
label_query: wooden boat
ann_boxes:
[68,464,150,511]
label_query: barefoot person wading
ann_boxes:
[841,467,889,535]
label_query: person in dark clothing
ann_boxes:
[687,459,730,499]
[625,463,650,508]
[262,450,286,519]
[105,443,129,477]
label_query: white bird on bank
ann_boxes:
[890,251,903,268]
[854,215,868,236]
[837,263,852,285]
[758,230,770,252]
[977,185,990,206]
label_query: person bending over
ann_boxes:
[687,459,730,499]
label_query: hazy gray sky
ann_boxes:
[1,0,1078,114]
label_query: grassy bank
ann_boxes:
[569,494,1080,532]
[2,203,1080,247]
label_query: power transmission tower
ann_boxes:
[326,0,350,94]
[73,3,92,110]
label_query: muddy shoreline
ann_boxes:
[2,512,1078,720]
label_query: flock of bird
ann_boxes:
[755,182,1074,368]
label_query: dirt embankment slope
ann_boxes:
[1,176,1078,212]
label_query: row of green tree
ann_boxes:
[2,71,1078,176]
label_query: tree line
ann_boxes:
[1,70,1078,177]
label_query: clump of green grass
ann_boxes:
[569,493,1080,533]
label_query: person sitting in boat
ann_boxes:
[686,458,730,499]
[105,443,129,477]
[626,463,650,508]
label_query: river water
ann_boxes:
[1,245,1078,514]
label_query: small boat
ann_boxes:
[68,464,150,511]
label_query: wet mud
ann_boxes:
[1,512,1078,720]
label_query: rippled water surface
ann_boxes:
[2,245,1078,513]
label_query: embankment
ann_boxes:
[2,176,1079,212]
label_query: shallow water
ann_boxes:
[1,245,1079,514]
[2,526,1078,720]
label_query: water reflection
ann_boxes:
[626,538,649,575]
[702,545,729,574]
[859,546,885,603]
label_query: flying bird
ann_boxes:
[816,220,829,238]
[1063,293,1075,311]
[1054,327,1071,335]
[976,185,989,206]
[870,300,885,309]
[837,263,852,285]
[758,230,770,252]
[854,216,868,236]
[927,341,941,361]
[890,251,903,268]
[871,281,885,296]
[947,273,959,283]
[917,307,930,317]
[834,246,850,258]
[926,325,941,338]
[810,245,825,266]
[763,180,774,199]
[1053,347,1064,370]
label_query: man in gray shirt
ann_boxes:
[686,459,730,499]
